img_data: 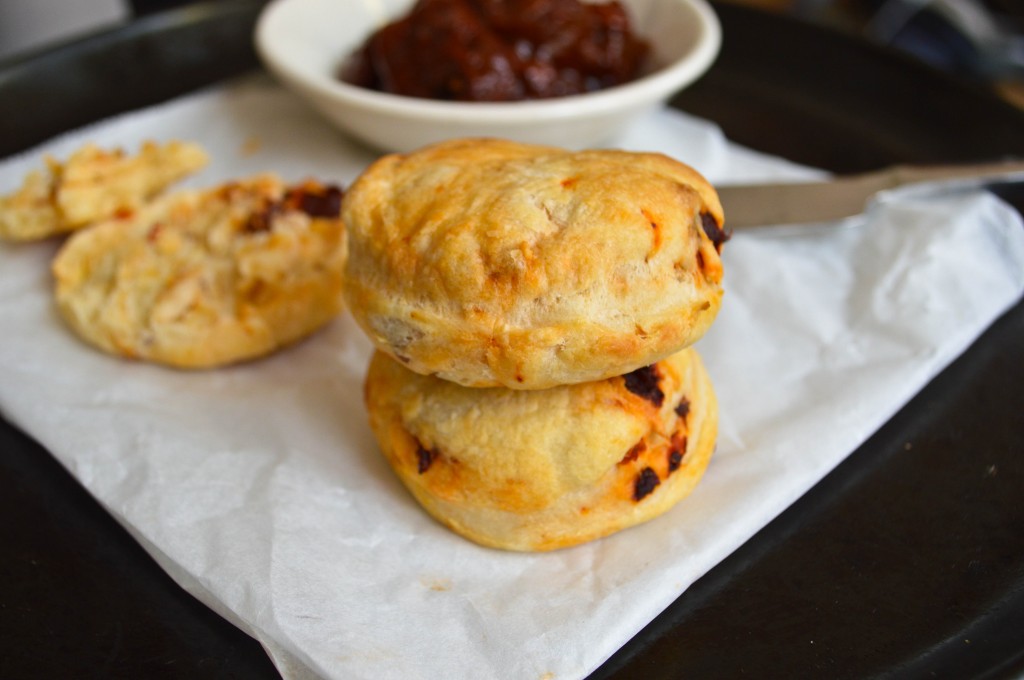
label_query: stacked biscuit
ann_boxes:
[343,138,728,552]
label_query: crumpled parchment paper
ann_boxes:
[1,76,1022,680]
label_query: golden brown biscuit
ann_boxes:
[0,141,208,241]
[52,175,346,368]
[364,346,718,551]
[342,138,726,390]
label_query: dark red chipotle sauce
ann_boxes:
[340,0,650,101]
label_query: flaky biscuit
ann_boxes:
[0,141,208,241]
[52,175,346,368]
[342,138,726,390]
[364,346,718,551]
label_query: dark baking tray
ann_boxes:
[2,2,1023,678]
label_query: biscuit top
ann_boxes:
[52,175,347,368]
[343,138,725,389]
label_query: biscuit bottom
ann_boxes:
[364,346,718,551]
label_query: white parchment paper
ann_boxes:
[1,76,1022,680]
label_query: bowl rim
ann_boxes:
[255,0,722,123]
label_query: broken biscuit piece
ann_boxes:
[0,140,209,241]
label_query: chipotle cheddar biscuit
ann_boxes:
[342,138,726,390]
[52,175,346,368]
[363,346,718,551]
[0,141,208,241]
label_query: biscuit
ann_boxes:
[342,138,726,390]
[0,140,208,241]
[52,175,346,368]
[363,346,718,551]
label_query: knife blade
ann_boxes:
[718,161,1024,229]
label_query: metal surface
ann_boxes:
[719,162,1024,228]
[1,2,1023,678]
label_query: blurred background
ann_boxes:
[754,0,1024,107]
[0,0,1022,107]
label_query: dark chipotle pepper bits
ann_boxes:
[668,432,687,472]
[623,365,664,407]
[285,184,344,218]
[633,466,660,501]
[416,444,438,474]
[619,440,646,465]
[700,211,731,253]
[243,183,344,234]
[668,450,683,472]
[243,202,280,234]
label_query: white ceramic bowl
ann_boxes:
[255,0,721,153]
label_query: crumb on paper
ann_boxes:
[420,576,452,592]
[241,136,262,156]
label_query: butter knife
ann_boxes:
[718,161,1024,229]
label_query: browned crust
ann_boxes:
[363,346,718,551]
[343,138,725,389]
